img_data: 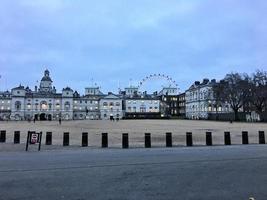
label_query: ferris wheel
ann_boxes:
[137,73,179,89]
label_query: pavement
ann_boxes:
[0,145,267,200]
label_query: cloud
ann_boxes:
[0,0,266,93]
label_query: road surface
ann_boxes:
[0,145,266,200]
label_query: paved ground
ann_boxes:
[0,120,266,151]
[0,145,266,200]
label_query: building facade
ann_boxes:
[185,79,231,119]
[99,93,123,120]
[0,70,186,121]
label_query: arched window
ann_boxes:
[40,101,48,111]
[27,103,31,110]
[49,103,52,110]
[15,101,21,111]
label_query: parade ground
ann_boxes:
[0,120,266,151]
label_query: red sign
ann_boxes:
[31,133,38,144]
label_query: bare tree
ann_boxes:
[212,81,225,120]
[250,70,267,121]
[219,73,251,121]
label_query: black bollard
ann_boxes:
[14,131,20,144]
[259,131,265,144]
[186,132,193,146]
[166,132,172,147]
[0,130,6,143]
[242,131,249,144]
[102,133,108,148]
[63,132,69,146]
[206,132,212,146]
[145,133,151,148]
[46,132,52,145]
[224,132,231,145]
[122,133,129,149]
[82,132,88,147]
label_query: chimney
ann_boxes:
[195,81,200,85]
[211,79,216,83]
[203,78,209,84]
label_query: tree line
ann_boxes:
[212,70,267,121]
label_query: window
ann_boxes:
[56,104,60,110]
[15,101,21,111]
[109,102,114,106]
[140,106,146,112]
[116,102,120,106]
[103,102,108,106]
[27,103,31,110]
[40,101,48,110]
[64,102,70,111]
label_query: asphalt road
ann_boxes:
[0,145,267,200]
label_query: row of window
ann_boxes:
[1,100,11,104]
[127,106,158,112]
[73,106,98,110]
[187,105,230,112]
[127,100,158,104]
[74,100,98,104]
[103,102,120,106]
[1,106,10,110]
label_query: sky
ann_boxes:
[0,0,266,94]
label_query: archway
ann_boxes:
[48,114,52,121]
[40,113,47,121]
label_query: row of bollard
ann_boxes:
[0,130,266,148]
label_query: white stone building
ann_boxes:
[73,87,104,120]
[0,91,12,120]
[8,70,75,120]
[185,79,231,119]
[99,93,123,120]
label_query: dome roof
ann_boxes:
[41,76,52,82]
[41,69,52,82]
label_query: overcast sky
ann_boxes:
[0,0,266,94]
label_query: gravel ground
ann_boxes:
[0,119,266,151]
